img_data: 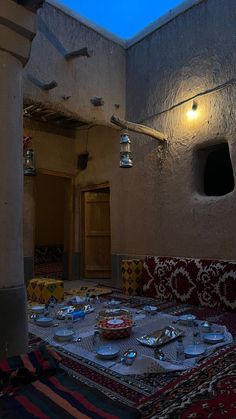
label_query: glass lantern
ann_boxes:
[120,133,133,168]
[24,149,36,176]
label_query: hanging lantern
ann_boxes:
[120,133,133,168]
[24,149,36,176]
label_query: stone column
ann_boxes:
[0,0,43,358]
[24,177,35,284]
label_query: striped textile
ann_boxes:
[0,345,60,377]
[0,371,141,419]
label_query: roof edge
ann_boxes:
[46,0,126,47]
[126,0,206,47]
[46,0,206,49]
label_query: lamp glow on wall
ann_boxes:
[120,132,133,168]
[187,101,198,120]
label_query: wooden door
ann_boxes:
[83,188,111,279]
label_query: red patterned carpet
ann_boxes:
[138,344,236,418]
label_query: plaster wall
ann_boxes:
[34,174,66,246]
[23,2,126,124]
[23,120,76,258]
[125,0,236,260]
[75,125,121,253]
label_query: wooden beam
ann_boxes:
[110,114,166,142]
[65,47,92,60]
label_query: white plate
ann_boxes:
[31,305,45,314]
[143,305,158,313]
[96,345,119,359]
[107,318,124,326]
[54,329,74,341]
[203,333,225,344]
[35,316,53,327]
[184,344,205,357]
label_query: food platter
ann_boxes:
[137,326,183,347]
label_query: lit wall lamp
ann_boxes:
[120,133,133,168]
[187,101,198,120]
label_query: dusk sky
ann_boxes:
[56,0,184,39]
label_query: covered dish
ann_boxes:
[97,317,134,339]
[97,308,132,321]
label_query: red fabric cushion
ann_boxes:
[142,256,236,311]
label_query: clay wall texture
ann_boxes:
[125,0,236,259]
[23,2,126,124]
[23,0,236,281]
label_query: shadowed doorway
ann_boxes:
[34,172,74,280]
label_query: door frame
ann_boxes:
[80,182,110,279]
[35,168,75,280]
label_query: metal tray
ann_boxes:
[136,326,183,347]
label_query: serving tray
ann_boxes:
[137,326,183,347]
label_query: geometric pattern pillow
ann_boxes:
[122,259,143,296]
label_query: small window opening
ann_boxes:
[203,143,234,196]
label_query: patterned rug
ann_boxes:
[27,334,236,418]
[65,286,113,297]
[28,294,236,418]
[138,344,236,418]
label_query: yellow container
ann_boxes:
[121,259,143,296]
[27,278,64,304]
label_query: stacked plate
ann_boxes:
[203,333,225,344]
[31,305,45,315]
[35,316,54,327]
[184,344,205,357]
[96,345,119,360]
[178,314,196,325]
[54,329,74,342]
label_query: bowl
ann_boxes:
[96,345,119,359]
[203,332,225,344]
[31,305,45,314]
[184,344,205,357]
[54,329,74,342]
[97,317,134,339]
[35,316,54,327]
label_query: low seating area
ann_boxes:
[1,258,235,418]
[1,287,235,418]
[122,255,236,311]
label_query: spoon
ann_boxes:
[154,348,166,361]
[110,348,137,368]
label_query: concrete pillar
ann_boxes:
[24,177,35,284]
[0,0,44,358]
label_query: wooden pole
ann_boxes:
[110,114,166,142]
